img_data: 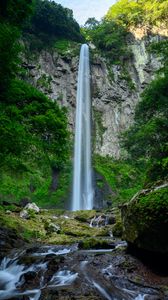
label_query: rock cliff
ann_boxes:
[24,32,162,158]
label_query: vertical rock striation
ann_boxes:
[24,33,163,158]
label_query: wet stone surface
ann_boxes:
[0,241,168,300]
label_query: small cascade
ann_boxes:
[0,245,161,300]
[48,270,78,287]
[90,215,108,227]
[72,44,94,211]
[0,255,44,300]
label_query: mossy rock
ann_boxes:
[112,221,123,237]
[73,210,96,222]
[121,185,168,254]
[78,238,115,250]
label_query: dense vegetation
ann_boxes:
[106,0,168,28]
[0,0,167,209]
[23,0,83,50]
[94,155,144,205]
[0,0,71,207]
[82,18,128,63]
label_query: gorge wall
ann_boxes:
[24,32,162,158]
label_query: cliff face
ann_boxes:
[24,33,162,158]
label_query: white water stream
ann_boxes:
[72,44,94,211]
[0,247,153,300]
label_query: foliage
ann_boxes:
[0,23,21,97]
[0,0,72,207]
[106,0,168,28]
[0,0,34,27]
[24,0,83,49]
[149,39,168,74]
[82,19,128,63]
[122,73,168,183]
[94,155,145,205]
[0,79,70,206]
[54,39,81,57]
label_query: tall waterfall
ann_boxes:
[72,44,94,211]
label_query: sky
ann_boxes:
[55,0,116,25]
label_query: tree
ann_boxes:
[24,0,83,46]
[106,0,168,28]
[83,20,128,63]
[122,74,168,182]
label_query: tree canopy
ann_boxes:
[106,0,168,28]
[24,0,83,47]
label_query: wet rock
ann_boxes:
[23,271,37,282]
[78,238,115,250]
[107,215,116,225]
[112,221,123,237]
[121,184,168,254]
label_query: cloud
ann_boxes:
[55,0,116,25]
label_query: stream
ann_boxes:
[0,241,162,300]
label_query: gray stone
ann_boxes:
[24,203,40,213]
[45,222,61,234]
[23,33,163,158]
[20,209,29,219]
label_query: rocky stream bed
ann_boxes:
[0,206,168,300]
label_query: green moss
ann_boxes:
[94,155,144,205]
[93,110,106,146]
[36,74,52,92]
[54,39,81,57]
[122,186,168,253]
[73,210,96,222]
[78,238,112,250]
[119,69,136,91]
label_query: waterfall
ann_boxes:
[72,44,94,211]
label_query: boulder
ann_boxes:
[24,203,40,213]
[44,222,61,234]
[20,203,40,219]
[121,184,168,254]
[20,209,29,219]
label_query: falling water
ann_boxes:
[72,44,94,211]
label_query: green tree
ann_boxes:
[83,20,128,63]
[24,0,83,48]
[122,74,168,183]
[106,0,168,28]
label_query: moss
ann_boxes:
[73,210,96,222]
[93,110,106,147]
[54,39,81,57]
[78,238,113,250]
[119,69,136,91]
[122,186,168,253]
[112,221,123,237]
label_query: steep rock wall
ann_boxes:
[24,33,162,158]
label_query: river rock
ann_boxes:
[20,203,40,219]
[20,209,29,219]
[121,184,168,254]
[45,222,61,234]
[24,202,40,213]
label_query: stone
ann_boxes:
[23,32,163,158]
[45,222,61,234]
[121,184,168,254]
[20,203,40,219]
[24,203,40,213]
[20,209,29,219]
